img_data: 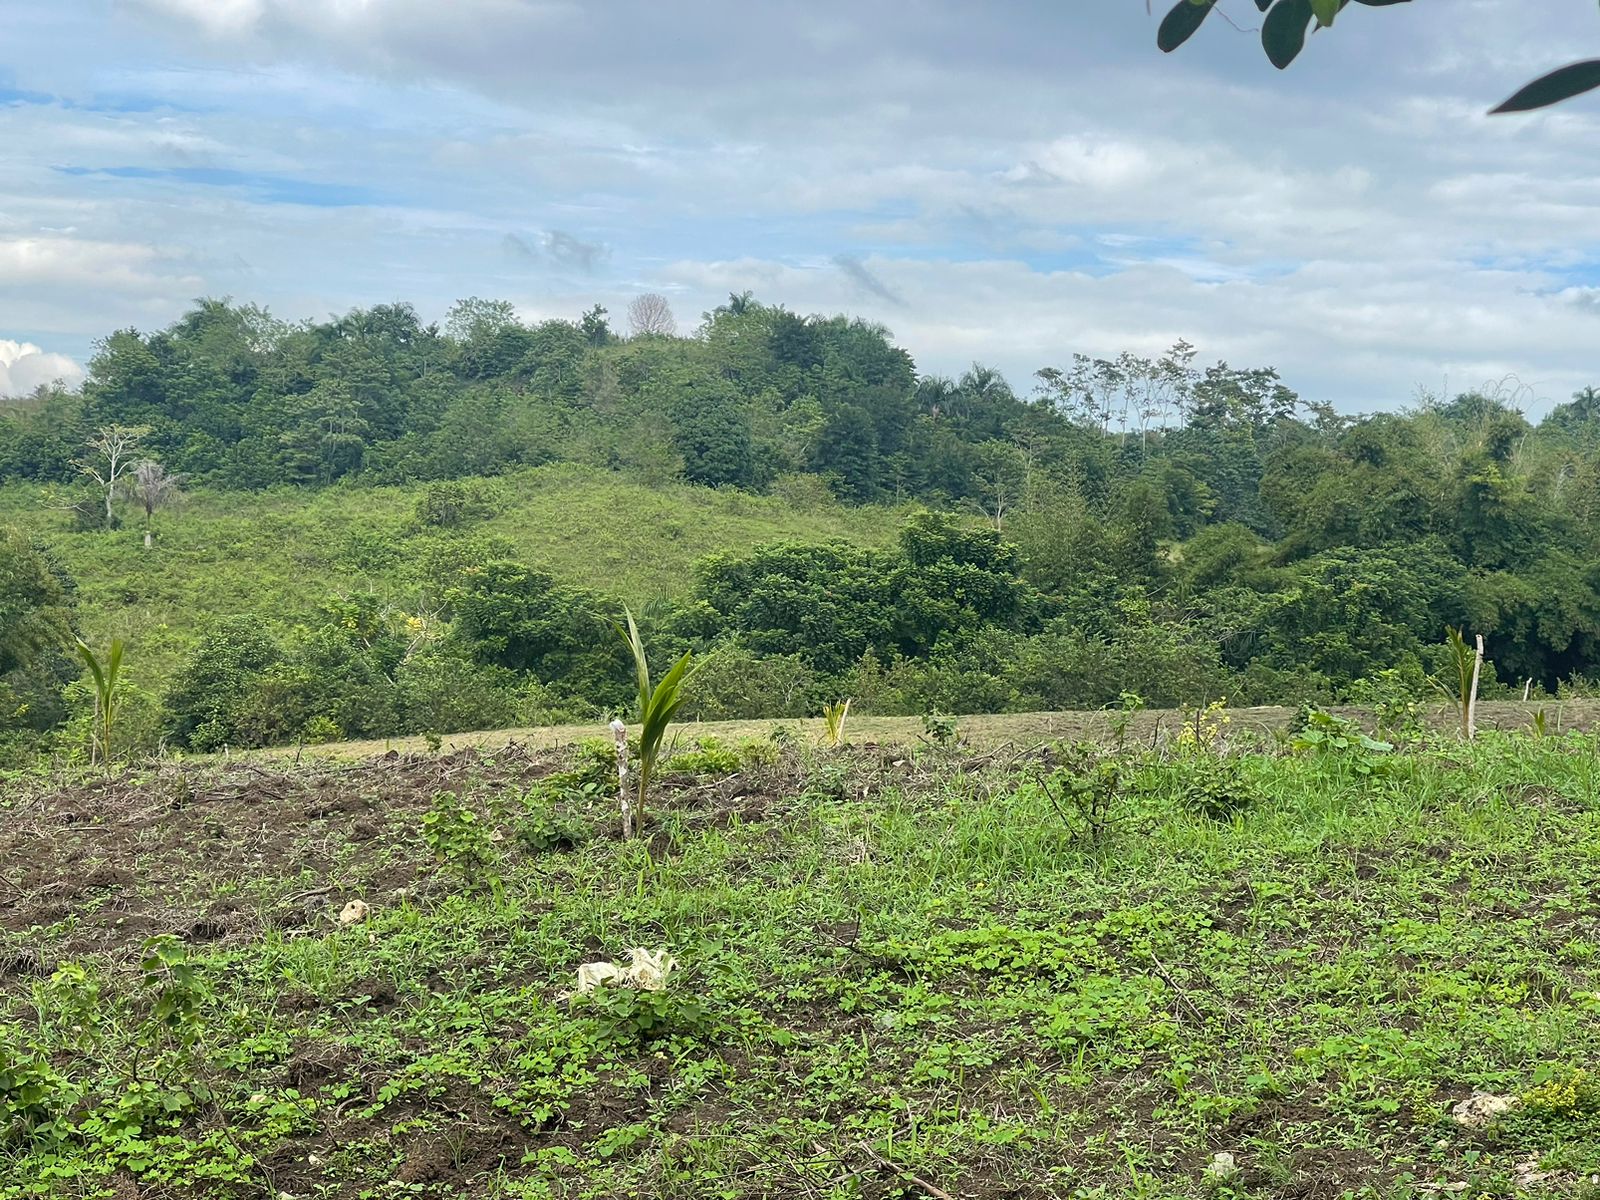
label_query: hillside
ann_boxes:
[0,463,895,687]
[6,295,1600,762]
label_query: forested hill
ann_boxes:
[3,292,1600,761]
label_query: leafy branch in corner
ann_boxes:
[1157,0,1600,114]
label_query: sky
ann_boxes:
[3,1,1600,412]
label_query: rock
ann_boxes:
[1450,1091,1516,1128]
[1515,1156,1553,1186]
[338,899,369,926]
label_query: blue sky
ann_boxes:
[3,1,1600,412]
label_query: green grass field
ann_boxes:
[0,463,894,685]
[5,723,1600,1197]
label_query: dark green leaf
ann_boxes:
[1491,60,1600,113]
[1262,0,1314,69]
[1158,0,1213,53]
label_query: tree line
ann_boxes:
[3,293,1600,757]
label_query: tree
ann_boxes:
[121,460,185,548]
[627,293,677,337]
[76,424,148,531]
[969,440,1028,531]
[579,304,612,347]
[445,297,519,344]
[0,527,76,743]
[1156,1,1600,114]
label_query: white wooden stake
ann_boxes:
[1466,634,1483,740]
[611,718,633,838]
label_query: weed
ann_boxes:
[1171,753,1256,822]
[922,711,959,746]
[139,935,205,1040]
[514,805,591,853]
[572,985,714,1046]
[661,736,741,775]
[422,790,498,883]
[1289,707,1395,776]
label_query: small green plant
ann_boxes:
[39,962,102,1050]
[422,791,497,882]
[0,1046,65,1137]
[822,698,852,747]
[514,805,591,853]
[74,637,125,768]
[662,737,742,775]
[614,607,695,838]
[140,935,205,1041]
[1290,708,1394,776]
[1173,754,1256,822]
[1175,699,1230,753]
[300,714,341,745]
[1036,742,1127,845]
[1106,691,1146,750]
[572,985,713,1045]
[1347,668,1426,743]
[922,711,959,746]
[1521,1068,1598,1117]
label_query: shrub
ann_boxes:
[414,479,497,528]
[164,618,283,751]
[676,641,814,721]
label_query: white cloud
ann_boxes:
[0,236,196,291]
[0,340,85,397]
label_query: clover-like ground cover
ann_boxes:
[3,727,1599,1198]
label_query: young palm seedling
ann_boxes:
[1440,626,1484,740]
[614,608,695,838]
[75,637,124,768]
[822,698,851,747]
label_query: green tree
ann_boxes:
[0,528,76,744]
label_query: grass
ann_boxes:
[0,462,896,687]
[4,723,1600,1197]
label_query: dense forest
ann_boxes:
[3,292,1599,761]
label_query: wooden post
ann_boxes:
[611,718,633,838]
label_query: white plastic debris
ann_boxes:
[572,947,676,997]
[1451,1091,1516,1128]
[338,899,369,925]
[1206,1151,1239,1179]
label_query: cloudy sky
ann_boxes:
[3,1,1599,411]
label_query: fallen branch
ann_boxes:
[855,1142,958,1200]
